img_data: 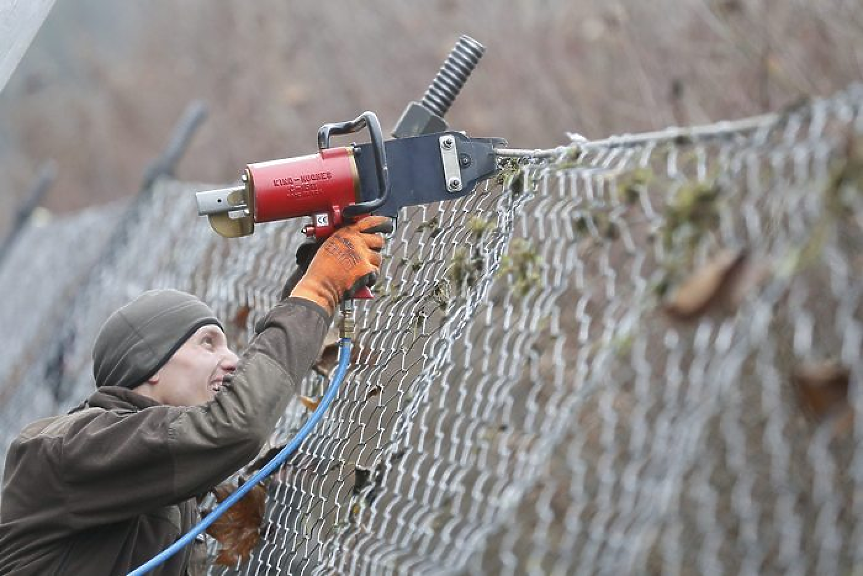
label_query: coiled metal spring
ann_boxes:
[421,35,485,118]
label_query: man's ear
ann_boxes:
[147,371,161,385]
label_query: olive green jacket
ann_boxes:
[0,296,329,575]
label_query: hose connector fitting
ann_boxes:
[340,299,356,340]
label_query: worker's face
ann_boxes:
[153,324,239,406]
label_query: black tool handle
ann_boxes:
[317,111,391,218]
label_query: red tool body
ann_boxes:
[196,112,504,242]
[248,147,360,239]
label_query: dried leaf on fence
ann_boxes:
[312,325,378,377]
[726,257,771,308]
[233,305,251,328]
[794,360,851,420]
[205,480,267,567]
[312,326,340,377]
[664,249,747,319]
[299,395,321,411]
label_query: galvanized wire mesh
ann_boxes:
[2,84,863,574]
[0,201,126,452]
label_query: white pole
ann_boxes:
[0,0,58,94]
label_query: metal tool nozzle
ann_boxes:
[195,185,248,216]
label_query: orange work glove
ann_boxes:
[290,216,393,315]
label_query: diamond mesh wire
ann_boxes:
[2,85,863,574]
[0,201,127,452]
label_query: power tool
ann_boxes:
[195,111,505,240]
[195,35,509,298]
[195,36,506,232]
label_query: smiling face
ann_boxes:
[143,324,239,406]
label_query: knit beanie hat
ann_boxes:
[92,289,222,389]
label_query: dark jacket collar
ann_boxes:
[69,386,162,414]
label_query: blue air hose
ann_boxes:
[128,337,353,576]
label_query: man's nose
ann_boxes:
[222,348,239,371]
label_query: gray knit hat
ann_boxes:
[92,289,222,389]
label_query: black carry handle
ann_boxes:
[317,111,391,218]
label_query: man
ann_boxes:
[0,216,392,575]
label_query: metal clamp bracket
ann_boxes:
[439,135,462,192]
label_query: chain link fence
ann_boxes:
[2,84,862,574]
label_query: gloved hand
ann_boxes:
[277,241,320,299]
[290,216,393,315]
[295,240,322,274]
[276,241,323,300]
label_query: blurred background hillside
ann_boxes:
[1,0,861,237]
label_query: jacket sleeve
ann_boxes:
[59,297,330,527]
